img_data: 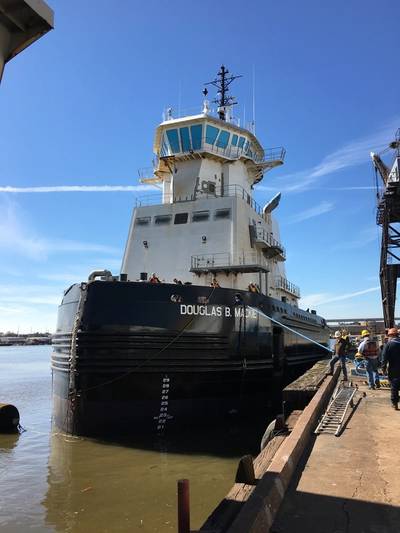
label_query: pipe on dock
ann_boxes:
[0,403,20,432]
[177,479,190,533]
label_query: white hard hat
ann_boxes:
[334,330,341,338]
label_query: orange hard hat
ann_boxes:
[387,327,398,336]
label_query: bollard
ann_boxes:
[0,403,20,432]
[177,479,190,533]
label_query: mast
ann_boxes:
[205,65,242,121]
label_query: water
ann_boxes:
[0,346,268,532]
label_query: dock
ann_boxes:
[195,360,400,533]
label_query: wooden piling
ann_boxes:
[177,479,190,533]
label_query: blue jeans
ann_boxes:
[390,377,400,405]
[330,355,348,380]
[365,358,379,388]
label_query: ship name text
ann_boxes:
[179,304,257,319]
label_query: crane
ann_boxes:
[371,129,400,328]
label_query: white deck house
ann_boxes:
[121,107,300,305]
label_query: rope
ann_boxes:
[248,306,333,354]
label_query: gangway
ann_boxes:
[315,383,357,436]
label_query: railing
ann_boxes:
[255,227,286,258]
[135,184,264,215]
[162,105,244,128]
[274,275,300,298]
[191,252,268,271]
[159,134,285,167]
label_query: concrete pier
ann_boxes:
[272,374,400,533]
[199,362,400,533]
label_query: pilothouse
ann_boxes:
[52,66,329,438]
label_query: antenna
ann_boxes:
[205,65,242,121]
[178,81,182,117]
[252,64,256,134]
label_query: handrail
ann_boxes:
[135,184,264,215]
[274,275,300,298]
[255,227,286,258]
[159,134,285,166]
[191,252,268,270]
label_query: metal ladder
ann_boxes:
[315,384,357,436]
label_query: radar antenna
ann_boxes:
[205,65,242,121]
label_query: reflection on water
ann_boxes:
[0,346,271,532]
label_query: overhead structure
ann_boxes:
[371,128,400,328]
[0,0,53,83]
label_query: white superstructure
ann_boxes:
[122,72,300,306]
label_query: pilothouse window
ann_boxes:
[214,208,231,220]
[154,215,172,225]
[192,211,209,222]
[174,213,188,224]
[135,217,151,226]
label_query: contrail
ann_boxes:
[0,185,154,193]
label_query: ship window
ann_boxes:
[180,127,191,152]
[238,136,245,148]
[174,212,188,224]
[192,210,209,222]
[231,134,238,146]
[205,125,219,145]
[154,214,172,225]
[135,216,151,226]
[214,208,231,220]
[166,129,180,153]
[161,136,169,157]
[216,130,230,148]
[190,124,202,150]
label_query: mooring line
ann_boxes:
[248,306,333,354]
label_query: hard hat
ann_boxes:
[361,330,370,337]
[387,327,398,336]
[334,330,341,338]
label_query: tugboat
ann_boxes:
[52,66,329,437]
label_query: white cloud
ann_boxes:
[287,201,334,224]
[301,286,380,308]
[256,117,398,194]
[0,185,153,193]
[0,198,120,260]
[331,226,379,251]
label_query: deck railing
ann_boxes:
[191,252,268,271]
[135,184,264,216]
[274,275,300,298]
[255,227,286,259]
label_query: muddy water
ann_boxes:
[0,346,270,532]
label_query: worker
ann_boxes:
[173,278,183,285]
[382,328,400,410]
[149,273,161,284]
[341,329,351,355]
[210,278,220,288]
[248,283,259,293]
[329,330,348,381]
[358,330,380,390]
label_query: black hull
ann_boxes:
[52,281,329,437]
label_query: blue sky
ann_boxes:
[0,0,399,332]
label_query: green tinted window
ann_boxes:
[205,125,219,145]
[216,130,230,148]
[190,124,202,150]
[231,134,238,146]
[238,137,245,148]
[180,127,191,152]
[166,129,180,153]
